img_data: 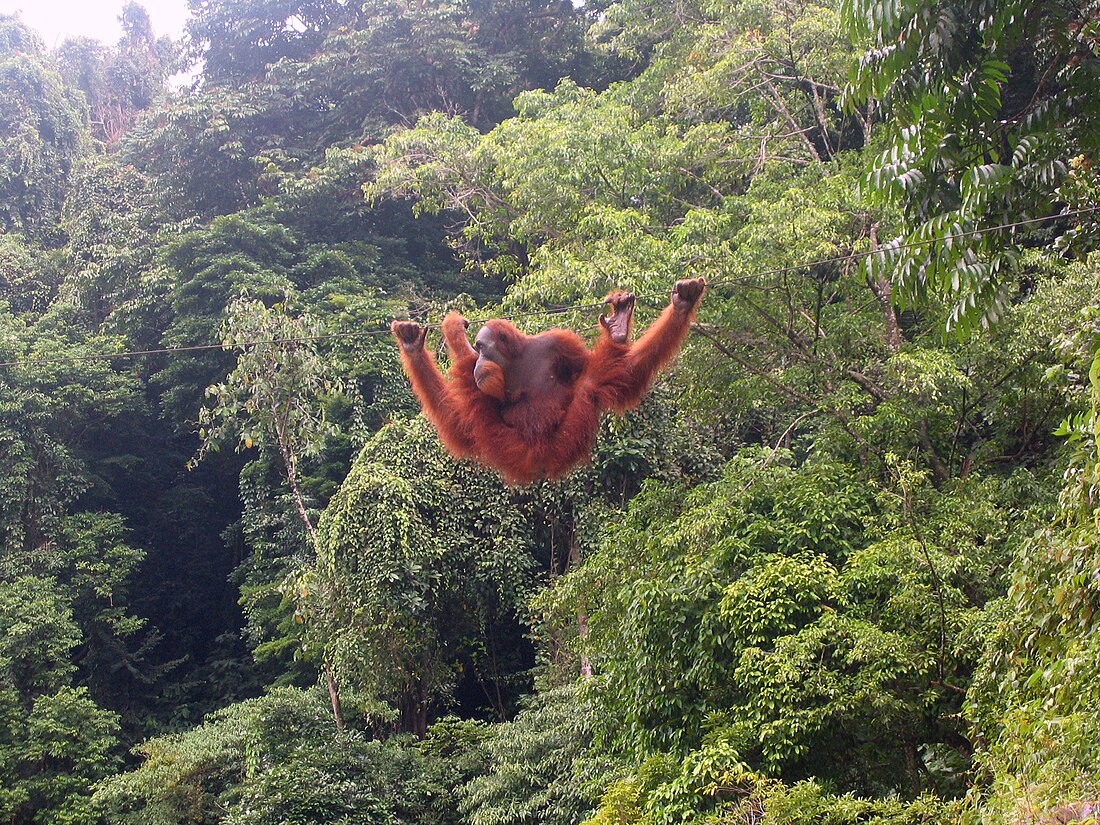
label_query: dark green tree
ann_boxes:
[966,257,1100,820]
[312,418,537,734]
[460,684,604,825]
[0,577,121,825]
[843,0,1100,330]
[95,687,485,825]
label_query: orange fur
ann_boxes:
[474,359,507,401]
[394,282,703,484]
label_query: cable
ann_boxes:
[0,302,614,369]
[0,330,394,369]
[1,205,1096,370]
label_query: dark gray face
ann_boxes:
[474,326,503,362]
[473,326,507,394]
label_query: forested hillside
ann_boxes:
[1,0,1098,823]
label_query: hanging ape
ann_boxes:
[391,278,705,484]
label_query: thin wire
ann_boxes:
[0,330,394,369]
[1,206,1096,370]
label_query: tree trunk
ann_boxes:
[567,536,593,678]
[867,224,903,353]
[274,412,342,726]
[325,660,345,731]
[400,684,429,737]
[275,419,317,545]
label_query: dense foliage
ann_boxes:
[0,0,1097,823]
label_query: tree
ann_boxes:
[312,418,537,734]
[55,4,179,146]
[0,576,120,825]
[185,0,344,85]
[124,0,606,218]
[0,233,63,315]
[154,213,299,425]
[95,687,484,825]
[966,255,1100,820]
[0,17,88,243]
[537,450,1044,813]
[0,311,141,555]
[843,0,1100,330]
[194,295,344,723]
[56,156,168,334]
[461,684,604,825]
[195,296,340,543]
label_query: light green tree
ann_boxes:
[194,295,344,723]
[0,17,88,243]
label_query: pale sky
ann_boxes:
[1,0,192,49]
